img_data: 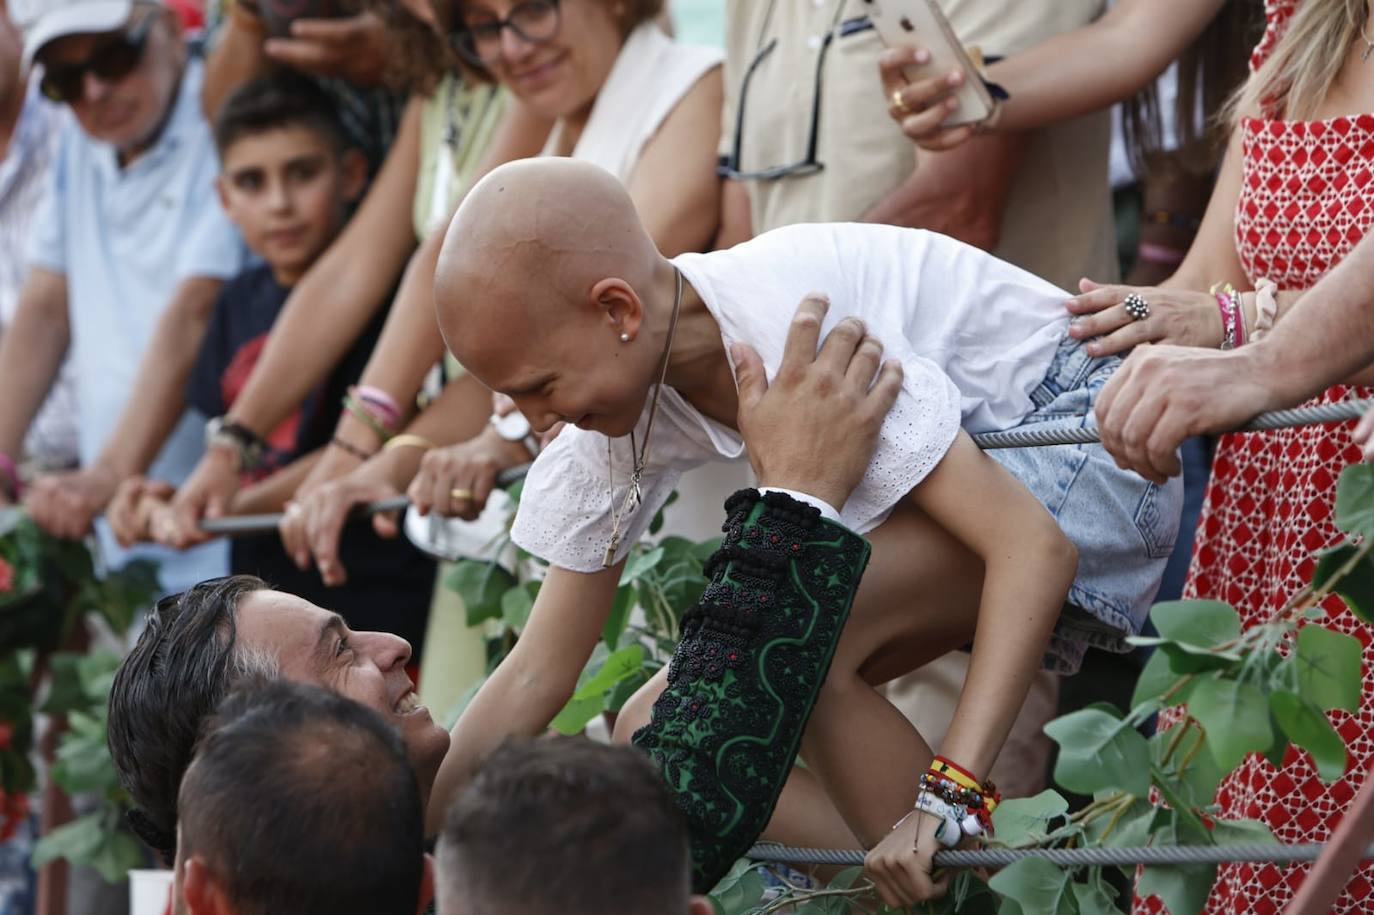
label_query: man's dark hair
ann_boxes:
[438,736,692,915]
[178,680,424,915]
[108,575,275,862]
[213,69,351,158]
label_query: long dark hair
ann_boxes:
[1121,0,1266,177]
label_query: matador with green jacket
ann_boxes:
[634,487,872,891]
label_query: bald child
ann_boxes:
[431,158,1180,906]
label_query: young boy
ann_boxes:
[430,158,1182,905]
[134,73,436,651]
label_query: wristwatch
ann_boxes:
[489,411,539,457]
[205,416,266,472]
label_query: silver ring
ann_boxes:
[1123,292,1150,322]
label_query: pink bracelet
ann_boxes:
[0,452,21,500]
[351,385,401,428]
[1230,289,1247,348]
[1215,291,1240,349]
[1135,242,1186,266]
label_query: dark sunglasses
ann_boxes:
[38,13,158,105]
[450,0,561,67]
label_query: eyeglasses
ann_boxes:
[719,15,874,182]
[38,13,158,105]
[451,0,562,68]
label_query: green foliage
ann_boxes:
[443,500,715,736]
[1045,708,1151,798]
[0,510,159,882]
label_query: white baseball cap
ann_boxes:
[9,0,158,69]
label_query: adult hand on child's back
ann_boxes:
[733,294,903,510]
[1066,279,1224,357]
[263,12,389,87]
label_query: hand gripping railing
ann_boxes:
[197,400,1371,535]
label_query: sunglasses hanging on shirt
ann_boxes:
[38,12,159,105]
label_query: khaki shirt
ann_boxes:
[722,0,1117,288]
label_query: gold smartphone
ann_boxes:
[862,0,996,128]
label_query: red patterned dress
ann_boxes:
[1138,2,1374,912]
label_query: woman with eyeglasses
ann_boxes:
[256,2,734,573]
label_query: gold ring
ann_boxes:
[891,89,910,116]
[449,488,474,501]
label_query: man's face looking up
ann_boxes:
[233,591,451,796]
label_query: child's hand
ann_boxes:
[864,808,951,908]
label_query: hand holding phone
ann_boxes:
[863,0,995,129]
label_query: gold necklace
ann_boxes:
[603,267,685,567]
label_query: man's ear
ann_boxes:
[340,148,368,204]
[181,856,229,915]
[687,895,716,915]
[590,277,644,342]
[417,853,436,915]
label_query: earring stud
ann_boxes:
[620,332,631,342]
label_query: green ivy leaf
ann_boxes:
[991,790,1070,846]
[571,645,646,702]
[987,857,1077,915]
[548,694,603,735]
[708,861,766,915]
[1186,677,1273,771]
[445,561,516,626]
[1131,648,1192,710]
[622,546,666,584]
[1152,600,1241,648]
[86,827,147,884]
[1071,879,1120,915]
[1311,544,1374,623]
[31,811,107,870]
[1269,690,1348,782]
[1149,723,1222,812]
[602,585,636,650]
[500,581,540,631]
[1211,818,1276,845]
[1295,625,1362,712]
[1335,464,1374,538]
[1044,708,1150,798]
[1137,863,1216,915]
[40,653,88,714]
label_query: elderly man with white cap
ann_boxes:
[0,0,245,590]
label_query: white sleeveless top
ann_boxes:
[542,23,721,179]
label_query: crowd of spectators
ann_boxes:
[4,0,1374,912]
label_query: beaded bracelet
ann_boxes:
[330,436,374,462]
[342,394,395,444]
[1214,291,1239,350]
[353,385,402,429]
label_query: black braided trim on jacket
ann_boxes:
[633,488,870,891]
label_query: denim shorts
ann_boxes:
[987,336,1184,674]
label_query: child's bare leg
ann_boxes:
[796,502,985,846]
[614,502,985,847]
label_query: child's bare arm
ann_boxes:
[866,430,1076,907]
[426,563,624,834]
[909,432,1075,775]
